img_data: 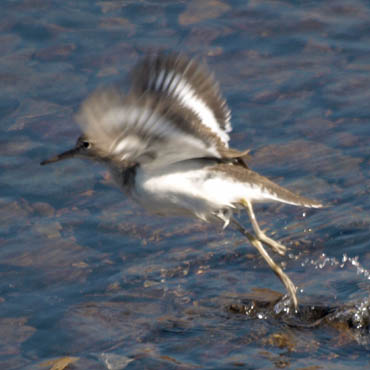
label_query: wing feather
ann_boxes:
[74,54,246,169]
[131,53,232,147]
[75,87,226,168]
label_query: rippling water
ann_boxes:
[1,0,369,368]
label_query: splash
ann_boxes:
[298,252,370,280]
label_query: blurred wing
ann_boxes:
[75,87,227,168]
[131,53,232,147]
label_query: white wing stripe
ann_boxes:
[155,70,165,90]
[106,106,220,159]
[154,70,230,146]
[162,70,175,91]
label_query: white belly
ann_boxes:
[131,161,259,223]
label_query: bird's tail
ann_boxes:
[254,175,324,208]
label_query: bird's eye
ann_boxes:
[82,141,91,149]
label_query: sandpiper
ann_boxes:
[41,53,323,308]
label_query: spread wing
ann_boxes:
[75,87,231,168]
[130,53,232,147]
[75,54,241,169]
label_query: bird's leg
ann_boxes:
[231,217,298,310]
[241,199,286,256]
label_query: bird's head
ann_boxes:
[40,135,105,165]
[40,87,140,168]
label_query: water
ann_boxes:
[1,0,369,368]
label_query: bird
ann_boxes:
[41,53,323,309]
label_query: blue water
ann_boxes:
[1,0,369,368]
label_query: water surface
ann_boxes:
[1,0,369,368]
